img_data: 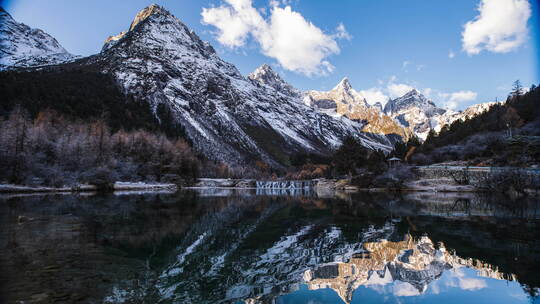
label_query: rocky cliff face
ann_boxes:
[306,78,412,142]
[0,7,78,70]
[87,5,393,167]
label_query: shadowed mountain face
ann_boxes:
[4,191,535,304]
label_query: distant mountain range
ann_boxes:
[0,4,499,166]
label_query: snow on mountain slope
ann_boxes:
[91,5,392,167]
[383,89,445,140]
[384,89,444,117]
[384,89,445,140]
[248,64,301,98]
[383,89,500,140]
[0,7,78,70]
[431,101,501,133]
[306,78,411,141]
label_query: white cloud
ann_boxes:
[459,277,487,290]
[335,23,352,40]
[449,268,487,291]
[402,60,411,70]
[462,0,531,55]
[393,281,421,297]
[387,83,415,98]
[358,88,389,106]
[201,0,263,48]
[416,64,425,71]
[439,90,478,110]
[202,0,348,76]
[448,50,455,58]
[361,72,475,110]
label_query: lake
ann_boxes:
[0,190,539,303]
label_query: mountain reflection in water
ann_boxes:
[0,191,538,304]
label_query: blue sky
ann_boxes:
[3,0,539,110]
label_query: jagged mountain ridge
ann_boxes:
[0,7,78,70]
[384,89,446,140]
[248,64,301,98]
[86,4,394,167]
[384,89,444,117]
[0,4,500,162]
[305,78,412,141]
[384,89,499,140]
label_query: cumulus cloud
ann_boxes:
[462,0,531,55]
[359,88,389,106]
[202,0,348,76]
[335,23,352,40]
[201,0,263,47]
[459,277,487,290]
[357,76,420,106]
[448,50,455,58]
[448,268,488,291]
[393,281,421,297]
[387,83,415,98]
[360,73,475,110]
[439,90,478,110]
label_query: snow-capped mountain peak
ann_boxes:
[333,77,353,92]
[384,89,441,116]
[129,4,169,31]
[383,90,445,140]
[0,7,79,70]
[248,64,300,97]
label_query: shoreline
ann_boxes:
[0,182,177,194]
[2,178,536,195]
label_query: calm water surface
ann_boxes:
[0,190,539,304]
